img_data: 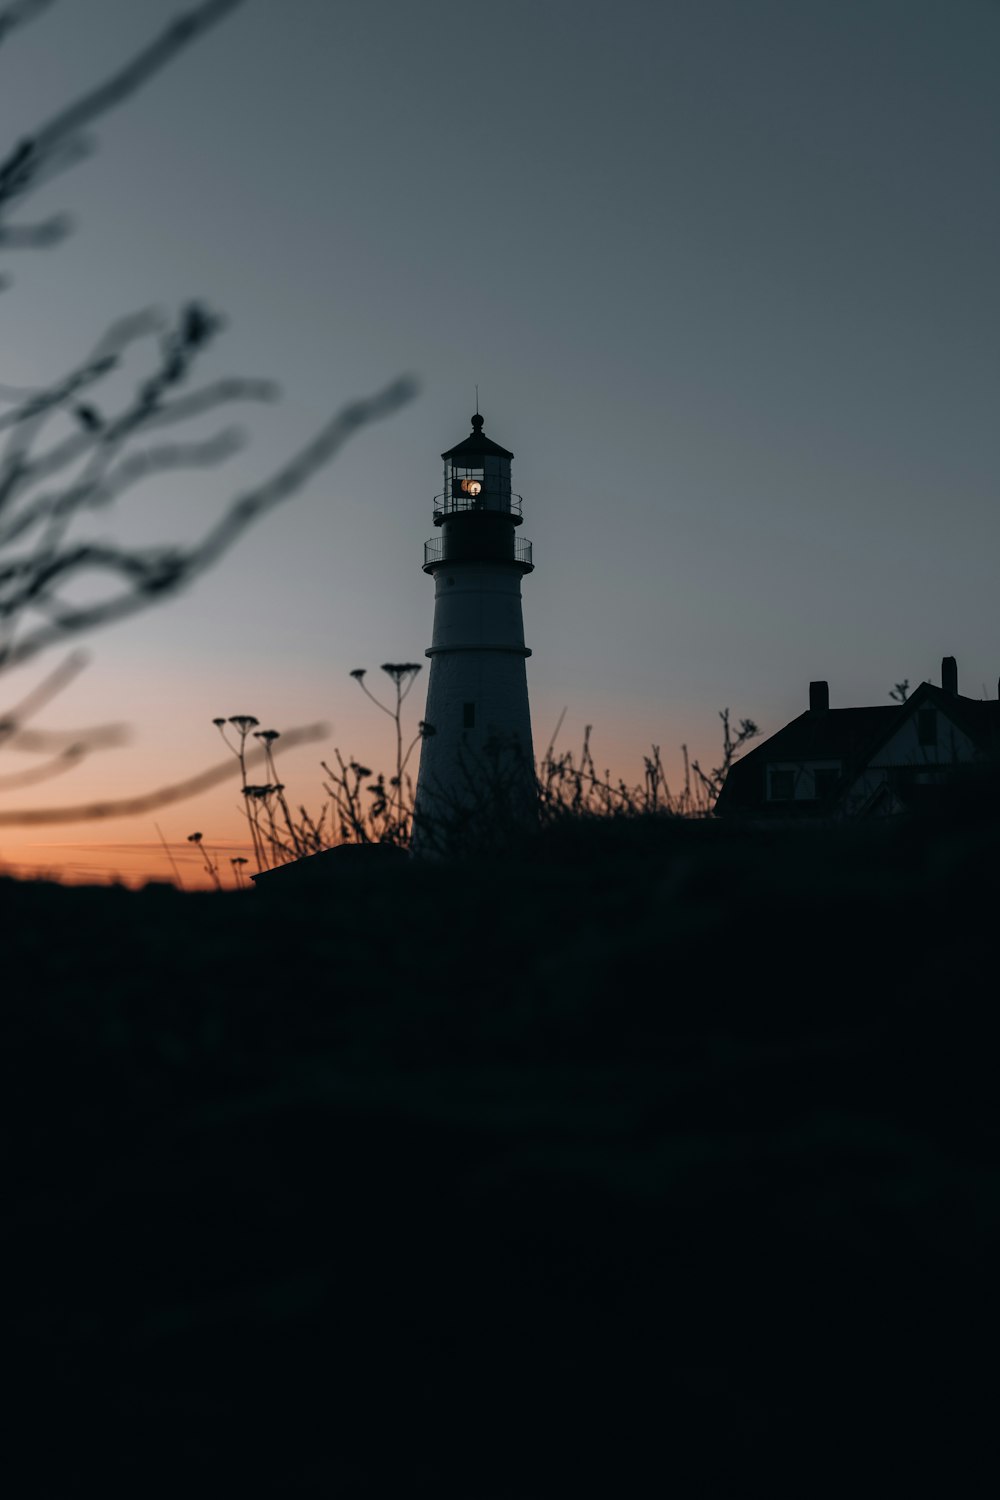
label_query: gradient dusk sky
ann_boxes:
[1,0,997,884]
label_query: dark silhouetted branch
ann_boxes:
[0,741,86,790]
[0,0,415,836]
[0,0,56,50]
[6,723,125,754]
[0,372,416,672]
[0,0,247,257]
[0,722,327,824]
[0,647,87,741]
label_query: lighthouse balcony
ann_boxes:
[432,492,523,525]
[424,534,533,571]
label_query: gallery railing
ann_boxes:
[423,535,533,569]
[432,491,523,522]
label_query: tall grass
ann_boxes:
[196,676,759,879]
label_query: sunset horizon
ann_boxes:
[5,5,998,1493]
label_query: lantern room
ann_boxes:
[433,412,522,525]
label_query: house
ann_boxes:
[714,657,1000,821]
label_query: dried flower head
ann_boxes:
[242,783,278,800]
[254,729,280,743]
[380,662,422,684]
[229,715,259,732]
[187,832,203,843]
[349,668,366,680]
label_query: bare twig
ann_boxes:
[0,0,56,51]
[0,742,86,789]
[154,820,184,889]
[0,721,327,824]
[0,373,416,673]
[0,0,414,841]
[0,0,248,255]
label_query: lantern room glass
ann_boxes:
[444,454,512,513]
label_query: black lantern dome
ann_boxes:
[424,413,532,573]
[435,413,521,526]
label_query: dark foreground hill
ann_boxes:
[3,806,998,1497]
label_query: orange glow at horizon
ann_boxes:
[0,628,723,892]
[0,713,714,890]
[0,836,254,890]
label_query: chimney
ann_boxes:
[809,680,829,713]
[941,656,958,696]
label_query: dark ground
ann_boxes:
[4,800,999,1496]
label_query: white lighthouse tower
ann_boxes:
[412,412,535,851]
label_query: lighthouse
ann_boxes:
[412,412,535,852]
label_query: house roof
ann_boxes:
[746,705,900,763]
[899,682,1000,752]
[715,705,898,815]
[441,413,514,462]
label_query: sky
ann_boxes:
[0,0,997,886]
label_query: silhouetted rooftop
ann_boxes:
[252,842,408,888]
[441,412,514,462]
[717,683,1000,817]
[917,684,1000,746]
[747,705,900,763]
